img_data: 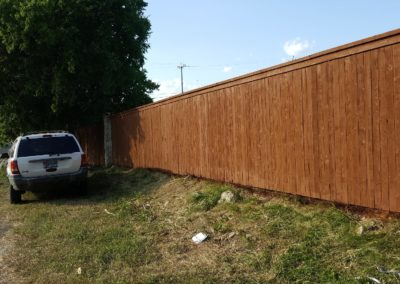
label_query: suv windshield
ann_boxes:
[17,136,80,157]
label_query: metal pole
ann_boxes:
[177,64,187,94]
[180,65,183,94]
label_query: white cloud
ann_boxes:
[283,38,312,57]
[150,78,199,101]
[223,66,233,72]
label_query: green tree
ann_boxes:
[0,0,157,142]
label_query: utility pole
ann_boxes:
[177,63,187,94]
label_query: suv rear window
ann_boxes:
[17,136,80,157]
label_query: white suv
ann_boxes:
[2,131,88,204]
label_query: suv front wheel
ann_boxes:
[10,185,22,204]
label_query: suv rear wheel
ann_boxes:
[10,185,22,204]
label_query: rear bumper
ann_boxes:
[8,167,88,192]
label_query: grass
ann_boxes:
[1,167,400,283]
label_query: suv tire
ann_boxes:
[10,185,22,204]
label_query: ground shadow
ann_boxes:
[20,167,169,205]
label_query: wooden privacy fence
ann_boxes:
[80,29,400,212]
[75,123,104,166]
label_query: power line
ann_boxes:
[148,60,268,69]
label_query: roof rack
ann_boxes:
[21,130,69,136]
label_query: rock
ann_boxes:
[219,191,235,204]
[356,225,364,236]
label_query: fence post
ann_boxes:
[103,114,112,167]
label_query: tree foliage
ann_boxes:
[0,0,157,142]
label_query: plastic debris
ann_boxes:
[367,276,381,284]
[104,209,116,216]
[356,225,364,236]
[77,267,82,275]
[218,191,235,203]
[192,232,208,244]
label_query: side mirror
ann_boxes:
[1,153,9,159]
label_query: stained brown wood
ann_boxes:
[392,45,400,212]
[75,123,104,166]
[78,29,400,212]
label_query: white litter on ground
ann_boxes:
[192,232,208,244]
[104,209,116,216]
[367,276,381,284]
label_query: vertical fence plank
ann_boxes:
[332,59,341,203]
[239,84,249,186]
[202,93,210,178]
[355,53,369,207]
[310,66,321,199]
[286,72,296,194]
[378,47,391,211]
[276,75,285,191]
[317,63,331,201]
[248,81,261,188]
[332,59,347,204]
[253,79,265,189]
[344,56,359,206]
[207,91,217,180]
[362,51,375,209]
[370,49,382,209]
[281,73,291,193]
[392,44,400,212]
[269,76,278,190]
[261,78,271,190]
[292,70,306,197]
[383,46,396,212]
[217,90,227,181]
[224,88,234,183]
[301,68,313,198]
[232,86,241,184]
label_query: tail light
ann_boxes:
[10,160,20,175]
[81,153,88,167]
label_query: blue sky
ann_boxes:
[144,1,400,101]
